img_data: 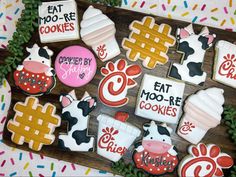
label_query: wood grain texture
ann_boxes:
[1,1,236,176]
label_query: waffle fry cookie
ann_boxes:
[122,16,176,69]
[7,97,61,151]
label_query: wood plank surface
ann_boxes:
[1,1,236,176]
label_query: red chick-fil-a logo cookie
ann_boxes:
[180,143,233,177]
[97,44,108,61]
[98,127,127,155]
[179,121,195,135]
[98,59,142,107]
[218,54,236,80]
[13,44,55,95]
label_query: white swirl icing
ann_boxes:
[80,6,115,39]
[188,87,224,121]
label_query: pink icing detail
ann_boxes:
[142,140,171,154]
[180,28,190,39]
[23,61,49,73]
[205,35,215,44]
[61,96,72,108]
[55,46,97,87]
[88,98,95,108]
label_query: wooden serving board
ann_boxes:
[1,1,236,176]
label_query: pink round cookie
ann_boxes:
[55,46,97,87]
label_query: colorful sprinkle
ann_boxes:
[19,153,22,160]
[184,1,188,8]
[234,9,236,15]
[229,0,233,7]
[52,171,56,177]
[39,174,44,177]
[162,4,166,11]
[36,165,45,169]
[71,163,76,170]
[29,152,33,160]
[24,162,29,170]
[140,1,145,8]
[168,0,171,4]
[1,95,4,102]
[51,163,54,171]
[221,19,226,26]
[231,17,235,25]
[211,8,218,12]
[5,4,13,8]
[0,37,7,40]
[192,4,198,10]
[1,160,6,167]
[131,1,137,8]
[211,16,219,21]
[14,8,20,15]
[85,168,91,175]
[168,13,172,19]
[124,0,128,5]
[40,154,44,159]
[29,171,33,177]
[10,158,14,165]
[61,165,66,173]
[150,4,157,9]
[9,172,17,177]
[0,151,5,155]
[200,17,208,22]
[0,13,3,18]
[182,12,190,17]
[0,174,5,176]
[3,25,7,32]
[192,16,198,23]
[1,103,5,111]
[224,7,229,14]
[1,117,6,124]
[172,5,177,11]
[99,170,107,174]
[6,16,12,20]
[201,4,206,11]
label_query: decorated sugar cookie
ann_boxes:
[7,97,61,151]
[38,0,79,43]
[55,45,97,87]
[213,40,236,88]
[122,16,176,69]
[168,24,216,85]
[135,74,185,124]
[97,112,141,162]
[178,143,234,177]
[80,6,120,61]
[133,121,178,175]
[177,87,224,144]
[98,59,142,107]
[58,90,97,151]
[13,44,56,96]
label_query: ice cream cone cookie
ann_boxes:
[178,143,233,177]
[80,6,120,61]
[168,24,216,85]
[177,87,225,144]
[97,112,141,162]
[213,40,236,88]
[133,121,178,175]
[122,16,176,69]
[13,44,56,96]
[38,0,80,43]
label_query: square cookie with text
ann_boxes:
[135,74,185,124]
[38,0,79,43]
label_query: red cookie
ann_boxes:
[13,44,56,95]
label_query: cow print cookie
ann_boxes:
[178,143,233,177]
[168,24,216,85]
[135,74,185,124]
[13,44,56,96]
[213,40,236,88]
[58,90,97,152]
[133,121,178,175]
[98,59,142,107]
